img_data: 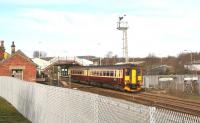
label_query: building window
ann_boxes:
[61,69,68,76]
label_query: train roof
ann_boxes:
[69,64,140,69]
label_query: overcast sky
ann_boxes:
[0,0,200,58]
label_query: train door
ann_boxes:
[131,68,136,85]
[124,68,134,91]
[124,68,130,83]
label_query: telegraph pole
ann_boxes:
[117,15,129,63]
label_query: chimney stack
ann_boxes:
[11,41,15,54]
[0,40,5,60]
[1,40,4,47]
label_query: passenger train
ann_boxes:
[69,64,143,92]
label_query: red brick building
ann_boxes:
[0,41,36,82]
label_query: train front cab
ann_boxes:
[124,67,143,92]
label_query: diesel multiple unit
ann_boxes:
[69,64,143,92]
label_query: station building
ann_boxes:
[0,40,36,82]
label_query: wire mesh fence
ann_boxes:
[0,76,199,123]
[150,107,200,123]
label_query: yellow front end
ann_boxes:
[123,68,142,92]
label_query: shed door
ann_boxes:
[12,69,23,80]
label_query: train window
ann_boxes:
[119,70,122,78]
[103,71,106,76]
[137,69,141,75]
[125,69,130,76]
[106,71,109,76]
[110,71,114,76]
[95,71,97,76]
[95,71,97,75]
[89,71,92,76]
[89,71,91,75]
[92,71,94,76]
[96,71,98,76]
[100,71,102,76]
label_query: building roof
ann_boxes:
[151,65,172,70]
[0,50,36,66]
[32,58,50,69]
[116,61,144,65]
[49,56,93,66]
[40,57,54,61]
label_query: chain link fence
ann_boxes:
[0,76,199,123]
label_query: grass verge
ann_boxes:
[0,97,31,123]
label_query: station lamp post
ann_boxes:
[117,14,129,63]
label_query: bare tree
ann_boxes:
[33,50,47,58]
[106,51,113,58]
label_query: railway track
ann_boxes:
[134,93,200,116]
[60,80,200,116]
